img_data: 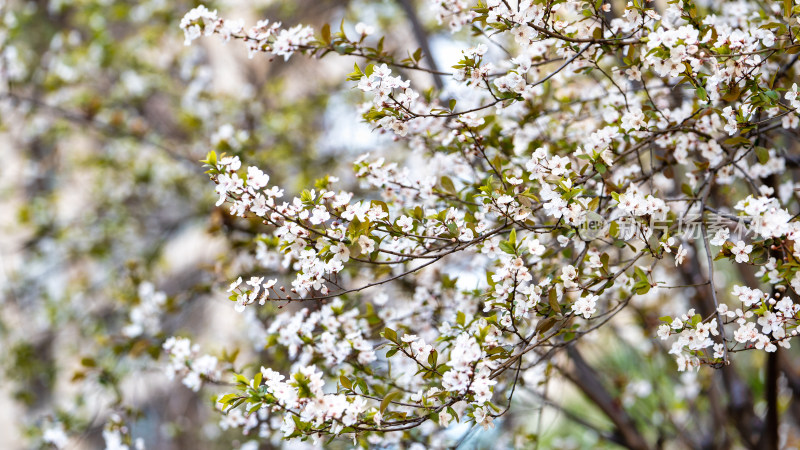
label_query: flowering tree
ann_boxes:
[170,0,800,448]
[6,0,800,448]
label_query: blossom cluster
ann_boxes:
[162,336,221,392]
[122,282,167,338]
[180,5,314,60]
[661,283,800,371]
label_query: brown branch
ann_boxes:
[395,0,444,90]
[757,349,780,450]
[560,346,651,450]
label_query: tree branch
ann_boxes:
[757,348,780,450]
[560,346,651,450]
[395,0,444,90]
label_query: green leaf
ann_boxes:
[536,316,557,335]
[440,176,456,194]
[696,86,707,102]
[80,357,96,367]
[594,162,607,174]
[600,253,609,272]
[218,393,238,404]
[428,350,438,368]
[755,146,769,164]
[447,222,458,236]
[382,327,397,343]
[609,221,619,237]
[588,196,600,211]
[765,90,779,101]
[321,24,331,44]
[340,375,353,390]
[723,137,750,146]
[634,266,648,284]
[201,151,217,166]
[634,281,651,295]
[380,391,403,413]
[347,63,364,81]
[498,241,516,255]
[548,290,561,314]
[721,85,741,102]
[357,379,369,395]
